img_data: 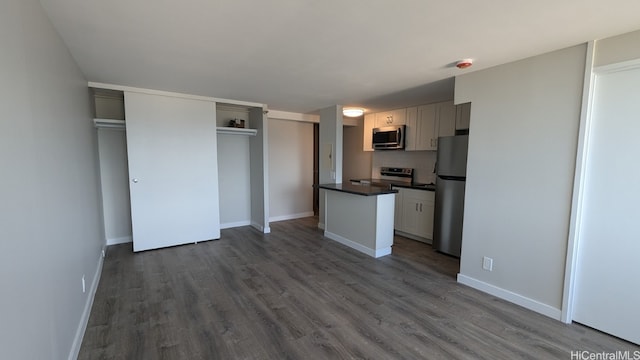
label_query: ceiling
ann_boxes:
[40,0,640,114]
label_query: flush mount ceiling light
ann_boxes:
[343,108,364,117]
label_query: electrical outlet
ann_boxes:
[482,256,493,271]
[82,275,86,293]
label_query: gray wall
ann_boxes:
[455,45,586,315]
[594,29,640,67]
[217,108,252,228]
[0,0,104,358]
[268,119,314,220]
[97,129,132,243]
[342,117,373,182]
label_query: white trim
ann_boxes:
[68,247,105,360]
[220,220,251,229]
[268,109,320,123]
[317,222,325,230]
[88,81,264,108]
[250,221,271,233]
[324,231,392,258]
[562,41,596,324]
[457,274,562,321]
[269,211,315,222]
[593,57,640,74]
[267,110,358,127]
[216,127,257,136]
[106,235,132,245]
[394,230,432,244]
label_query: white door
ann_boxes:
[572,65,640,344]
[125,92,220,252]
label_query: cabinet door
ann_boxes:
[437,101,456,141]
[125,92,221,252]
[401,195,421,235]
[401,189,435,239]
[363,114,375,151]
[455,102,471,130]
[417,104,438,150]
[375,108,406,127]
[404,107,418,151]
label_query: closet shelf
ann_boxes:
[216,127,257,136]
[94,118,125,129]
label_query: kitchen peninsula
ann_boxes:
[317,183,397,258]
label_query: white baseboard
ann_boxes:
[68,246,105,360]
[394,230,432,244]
[220,220,251,229]
[250,221,271,234]
[457,274,562,320]
[324,231,391,258]
[318,222,325,230]
[269,211,314,222]
[106,235,132,245]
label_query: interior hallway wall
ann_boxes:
[268,119,314,221]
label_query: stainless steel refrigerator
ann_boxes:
[433,135,468,257]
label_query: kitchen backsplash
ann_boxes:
[372,150,437,184]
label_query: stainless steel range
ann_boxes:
[351,167,413,189]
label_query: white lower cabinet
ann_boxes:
[393,187,435,242]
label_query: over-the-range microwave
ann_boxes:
[372,125,405,150]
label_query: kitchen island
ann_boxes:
[317,183,397,258]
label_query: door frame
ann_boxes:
[561,44,640,323]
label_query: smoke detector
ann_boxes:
[456,59,473,69]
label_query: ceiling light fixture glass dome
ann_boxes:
[343,108,364,117]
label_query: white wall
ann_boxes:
[268,119,314,221]
[0,0,104,358]
[455,45,586,318]
[97,129,132,243]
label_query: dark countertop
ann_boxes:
[316,183,399,196]
[350,179,436,192]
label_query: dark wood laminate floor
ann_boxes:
[79,217,637,359]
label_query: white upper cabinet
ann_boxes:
[375,108,406,127]
[415,103,438,151]
[363,113,375,152]
[404,107,418,151]
[407,101,456,151]
[364,100,460,152]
